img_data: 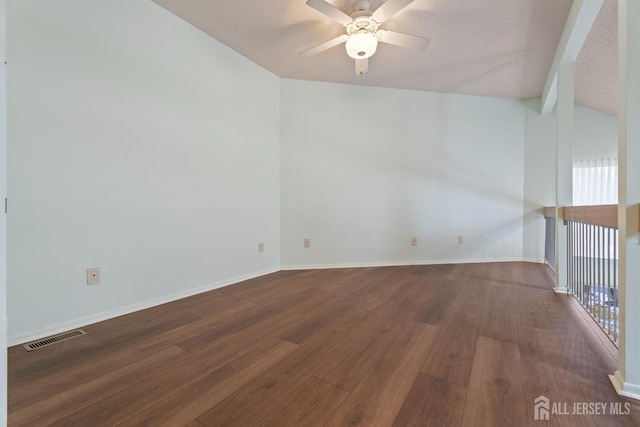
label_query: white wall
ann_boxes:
[1,0,7,423]
[7,0,281,343]
[523,99,557,261]
[280,79,526,268]
[575,104,618,160]
[522,99,618,261]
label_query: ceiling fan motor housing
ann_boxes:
[346,16,380,35]
[352,0,371,13]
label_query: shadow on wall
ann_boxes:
[300,93,524,208]
[284,90,525,261]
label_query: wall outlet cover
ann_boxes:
[87,267,101,285]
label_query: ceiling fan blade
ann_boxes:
[371,0,415,23]
[300,35,348,57]
[377,30,430,50]
[305,0,353,25]
[355,58,369,75]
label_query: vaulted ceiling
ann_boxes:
[152,0,618,116]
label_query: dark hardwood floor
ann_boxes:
[8,262,640,426]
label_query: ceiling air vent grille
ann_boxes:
[22,329,87,352]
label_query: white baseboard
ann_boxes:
[281,257,544,271]
[544,259,557,272]
[522,257,546,264]
[0,316,6,427]
[610,372,640,401]
[7,267,279,346]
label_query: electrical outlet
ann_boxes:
[304,238,311,248]
[87,267,100,285]
[258,242,264,253]
[458,235,464,244]
[411,237,417,246]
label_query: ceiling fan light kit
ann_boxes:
[346,33,378,59]
[301,0,430,75]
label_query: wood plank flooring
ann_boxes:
[8,262,640,426]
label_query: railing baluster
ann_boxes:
[595,225,600,326]
[613,230,620,345]
[585,224,588,307]
[593,225,596,319]
[584,222,587,305]
[607,227,611,338]
[582,222,585,305]
[544,216,556,270]
[592,224,595,309]
[579,222,582,302]
[602,228,612,335]
[600,226,604,334]
[557,215,618,346]
[596,226,599,311]
[568,221,571,291]
[588,224,591,310]
[569,222,573,293]
[577,222,581,301]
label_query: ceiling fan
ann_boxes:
[300,0,430,75]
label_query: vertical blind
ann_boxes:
[572,157,618,206]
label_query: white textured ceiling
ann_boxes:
[152,0,617,115]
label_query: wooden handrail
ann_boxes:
[543,204,618,228]
[543,206,559,218]
[564,205,618,228]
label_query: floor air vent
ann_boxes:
[23,329,87,352]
